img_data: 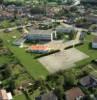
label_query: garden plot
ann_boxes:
[38,48,89,73]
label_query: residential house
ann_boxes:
[0,89,13,100]
[79,75,97,88]
[65,87,85,100]
[35,91,58,100]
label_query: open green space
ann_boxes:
[14,94,27,100]
[0,56,11,64]
[14,88,40,100]
[0,30,49,79]
[76,34,97,65]
[77,35,97,58]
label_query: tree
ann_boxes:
[2,64,11,79]
[0,0,4,4]
[0,39,3,47]
[56,75,64,86]
[0,20,10,28]
[22,89,31,100]
[66,0,75,5]
[64,72,77,87]
[54,86,64,100]
[8,79,15,95]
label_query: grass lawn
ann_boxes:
[0,56,11,64]
[77,35,97,58]
[0,30,49,79]
[14,88,41,100]
[76,34,97,65]
[14,94,27,100]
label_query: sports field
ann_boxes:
[38,48,89,73]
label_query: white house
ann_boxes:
[0,89,13,100]
[92,37,97,49]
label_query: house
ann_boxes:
[0,89,13,100]
[81,0,97,4]
[27,45,50,54]
[92,37,97,49]
[12,38,26,46]
[79,75,97,87]
[65,87,85,100]
[35,91,58,100]
[25,29,57,42]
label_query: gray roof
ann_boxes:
[36,92,58,100]
[30,28,53,35]
[79,75,97,87]
[79,76,92,86]
[56,26,74,33]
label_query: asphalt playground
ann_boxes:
[38,48,89,73]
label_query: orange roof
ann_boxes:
[29,45,49,51]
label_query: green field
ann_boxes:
[0,30,49,79]
[14,88,40,100]
[14,94,26,100]
[0,56,11,64]
[76,34,97,65]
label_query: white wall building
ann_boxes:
[0,89,13,100]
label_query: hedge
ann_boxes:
[34,50,60,59]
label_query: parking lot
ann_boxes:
[38,48,89,73]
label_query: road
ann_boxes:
[0,23,32,32]
[0,19,97,36]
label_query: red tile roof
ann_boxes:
[65,87,85,100]
[29,45,49,51]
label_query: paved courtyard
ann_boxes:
[38,48,89,73]
[44,40,81,51]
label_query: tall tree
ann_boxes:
[0,0,4,4]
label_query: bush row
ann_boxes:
[34,50,60,59]
[64,42,84,50]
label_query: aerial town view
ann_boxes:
[1,0,97,100]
